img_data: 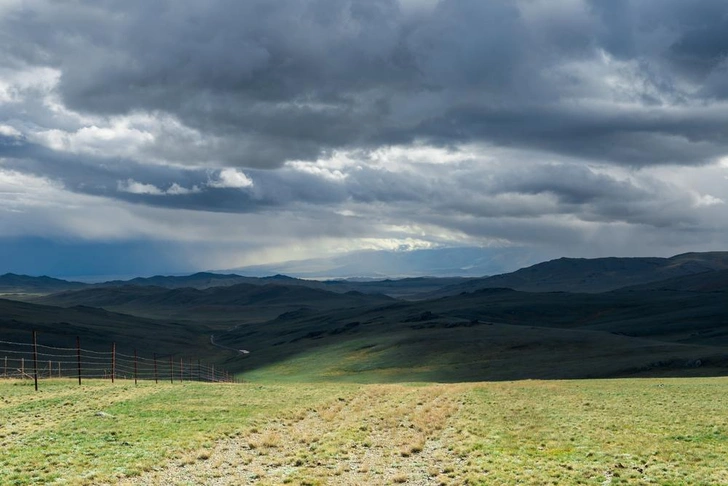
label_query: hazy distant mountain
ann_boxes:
[100,272,270,289]
[228,247,542,279]
[96,273,471,298]
[6,250,727,300]
[1,271,263,295]
[2,270,472,301]
[426,252,728,296]
[0,273,87,294]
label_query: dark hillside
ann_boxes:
[425,252,728,295]
[0,298,218,360]
[214,285,728,382]
[614,269,728,293]
[33,283,395,322]
[0,273,87,295]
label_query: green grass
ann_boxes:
[0,379,358,485]
[1,377,728,484]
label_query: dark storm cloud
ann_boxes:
[3,0,728,168]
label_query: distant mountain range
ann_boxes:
[422,252,728,296]
[0,273,87,294]
[225,246,543,279]
[0,270,474,299]
[1,250,727,381]
[4,251,726,297]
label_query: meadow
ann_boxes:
[1,377,727,485]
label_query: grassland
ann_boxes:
[2,377,728,485]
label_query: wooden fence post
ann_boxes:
[134,349,138,385]
[111,342,116,383]
[76,336,82,386]
[169,356,174,384]
[32,331,39,391]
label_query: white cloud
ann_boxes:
[166,183,201,195]
[0,66,59,103]
[117,179,200,196]
[117,179,164,196]
[0,125,21,137]
[30,120,156,159]
[694,194,725,207]
[207,168,254,188]
[287,161,348,181]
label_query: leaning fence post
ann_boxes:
[32,330,39,391]
[76,336,82,385]
[111,342,116,384]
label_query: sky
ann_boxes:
[1,0,727,278]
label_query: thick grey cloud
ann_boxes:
[3,131,705,233]
[3,0,728,168]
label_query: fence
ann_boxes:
[0,331,238,390]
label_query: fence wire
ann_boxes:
[0,333,237,388]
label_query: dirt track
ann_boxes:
[119,385,465,485]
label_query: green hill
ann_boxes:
[213,285,728,382]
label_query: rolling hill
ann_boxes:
[425,252,728,296]
[212,281,728,381]
[2,251,727,382]
[3,271,469,300]
[614,269,728,293]
[0,273,87,295]
[0,298,216,360]
[32,282,396,322]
